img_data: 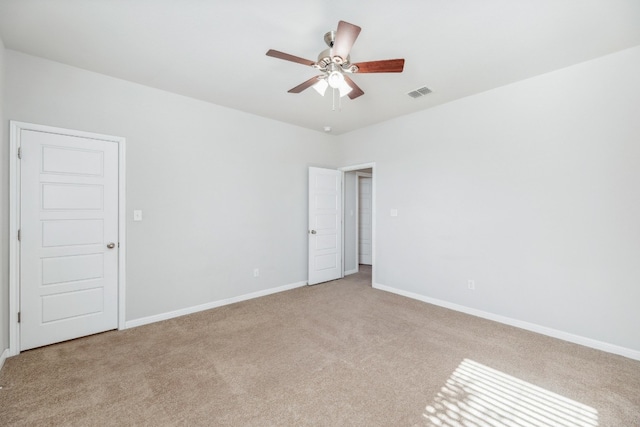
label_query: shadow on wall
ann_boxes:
[422,359,599,426]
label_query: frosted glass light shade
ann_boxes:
[313,79,329,96]
[338,80,353,97]
[327,71,344,89]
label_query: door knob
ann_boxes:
[107,242,116,249]
[309,230,317,234]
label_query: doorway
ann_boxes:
[340,163,375,286]
[357,173,373,266]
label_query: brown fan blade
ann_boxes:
[332,21,361,62]
[354,59,405,73]
[266,49,315,67]
[343,75,364,100]
[288,76,322,93]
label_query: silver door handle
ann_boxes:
[107,242,116,249]
[309,230,317,234]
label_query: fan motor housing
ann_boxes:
[315,31,358,73]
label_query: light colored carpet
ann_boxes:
[1,266,639,426]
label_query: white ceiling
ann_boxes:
[1,0,639,135]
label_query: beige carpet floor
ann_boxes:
[1,266,639,426]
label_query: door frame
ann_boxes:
[339,162,376,286]
[8,121,127,356]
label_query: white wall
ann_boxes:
[4,50,339,322]
[3,44,640,358]
[0,35,8,355]
[338,46,640,354]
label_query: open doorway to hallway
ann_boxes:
[343,167,373,286]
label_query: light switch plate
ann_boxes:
[133,210,143,221]
[390,209,398,217]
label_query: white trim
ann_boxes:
[344,268,358,276]
[340,171,346,278]
[8,123,20,356]
[125,280,307,329]
[340,162,375,171]
[117,136,127,330]
[339,163,376,285]
[0,348,9,371]
[374,282,640,361]
[9,121,126,355]
[354,173,360,271]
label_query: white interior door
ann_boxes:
[358,176,372,265]
[308,167,342,285]
[20,129,119,351]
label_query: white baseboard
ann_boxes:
[0,348,9,372]
[373,282,640,361]
[344,268,358,276]
[125,281,307,329]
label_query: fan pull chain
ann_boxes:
[332,88,336,111]
[331,88,343,112]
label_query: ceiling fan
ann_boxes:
[266,20,405,100]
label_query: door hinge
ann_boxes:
[18,229,21,241]
[18,312,21,323]
[17,147,22,159]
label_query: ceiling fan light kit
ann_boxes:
[266,20,405,108]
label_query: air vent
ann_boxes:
[407,86,432,98]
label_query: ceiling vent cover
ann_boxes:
[407,86,432,98]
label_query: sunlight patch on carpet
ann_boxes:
[423,359,598,427]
